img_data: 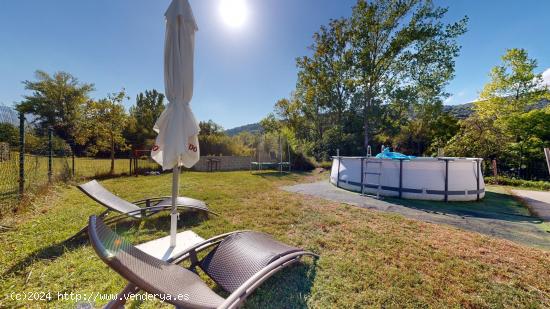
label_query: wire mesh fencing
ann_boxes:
[0,110,161,217]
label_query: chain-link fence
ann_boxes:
[0,109,160,216]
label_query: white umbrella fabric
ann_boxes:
[152,0,200,247]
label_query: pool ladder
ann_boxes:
[362,159,383,199]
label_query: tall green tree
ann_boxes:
[127,89,165,149]
[476,48,548,130]
[447,49,550,178]
[349,0,467,150]
[82,90,129,174]
[17,70,94,142]
[268,0,466,160]
[294,18,356,152]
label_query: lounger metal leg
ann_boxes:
[104,283,139,309]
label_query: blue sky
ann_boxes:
[0,0,549,129]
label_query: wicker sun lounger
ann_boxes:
[88,215,318,309]
[69,180,217,240]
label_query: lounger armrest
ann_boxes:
[169,231,251,264]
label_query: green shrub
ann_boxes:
[485,176,550,191]
[291,152,316,171]
[318,161,333,170]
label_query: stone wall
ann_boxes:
[193,156,252,172]
[0,142,9,162]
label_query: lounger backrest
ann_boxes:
[78,180,140,215]
[88,216,225,308]
[199,232,302,293]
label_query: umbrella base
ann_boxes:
[136,230,204,261]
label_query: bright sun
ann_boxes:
[219,0,248,28]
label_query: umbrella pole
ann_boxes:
[170,165,180,247]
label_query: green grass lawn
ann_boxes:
[1,171,549,308]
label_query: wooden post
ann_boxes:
[18,112,25,199]
[48,127,53,183]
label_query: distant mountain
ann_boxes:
[225,100,549,134]
[443,103,475,119]
[444,99,549,119]
[225,123,262,136]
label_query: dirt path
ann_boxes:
[283,181,550,250]
[512,190,550,221]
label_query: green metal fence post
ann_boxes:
[48,127,53,183]
[18,112,25,199]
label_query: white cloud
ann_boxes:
[444,90,467,105]
[542,68,550,88]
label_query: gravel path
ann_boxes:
[283,181,550,250]
[512,190,550,221]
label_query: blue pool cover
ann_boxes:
[375,148,416,160]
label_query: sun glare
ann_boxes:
[219,0,248,29]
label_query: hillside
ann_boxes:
[443,103,475,119]
[225,122,262,136]
[225,99,549,134]
[444,99,549,119]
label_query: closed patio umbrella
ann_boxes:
[152,0,200,247]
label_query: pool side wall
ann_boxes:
[330,157,485,201]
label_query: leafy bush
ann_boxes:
[485,176,550,191]
[291,152,316,171]
[318,161,333,170]
[199,134,252,156]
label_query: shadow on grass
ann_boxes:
[385,191,543,224]
[242,260,318,309]
[2,211,207,277]
[253,171,309,179]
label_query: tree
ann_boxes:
[349,0,467,150]
[17,70,94,143]
[294,18,356,153]
[127,90,165,149]
[199,120,225,136]
[447,49,550,179]
[81,90,129,174]
[267,0,466,160]
[476,48,548,131]
[0,123,18,146]
[474,49,549,177]
[197,120,252,156]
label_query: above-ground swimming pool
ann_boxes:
[330,156,485,201]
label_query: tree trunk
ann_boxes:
[363,98,371,152]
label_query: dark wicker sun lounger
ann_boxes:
[69,180,217,240]
[88,216,318,309]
